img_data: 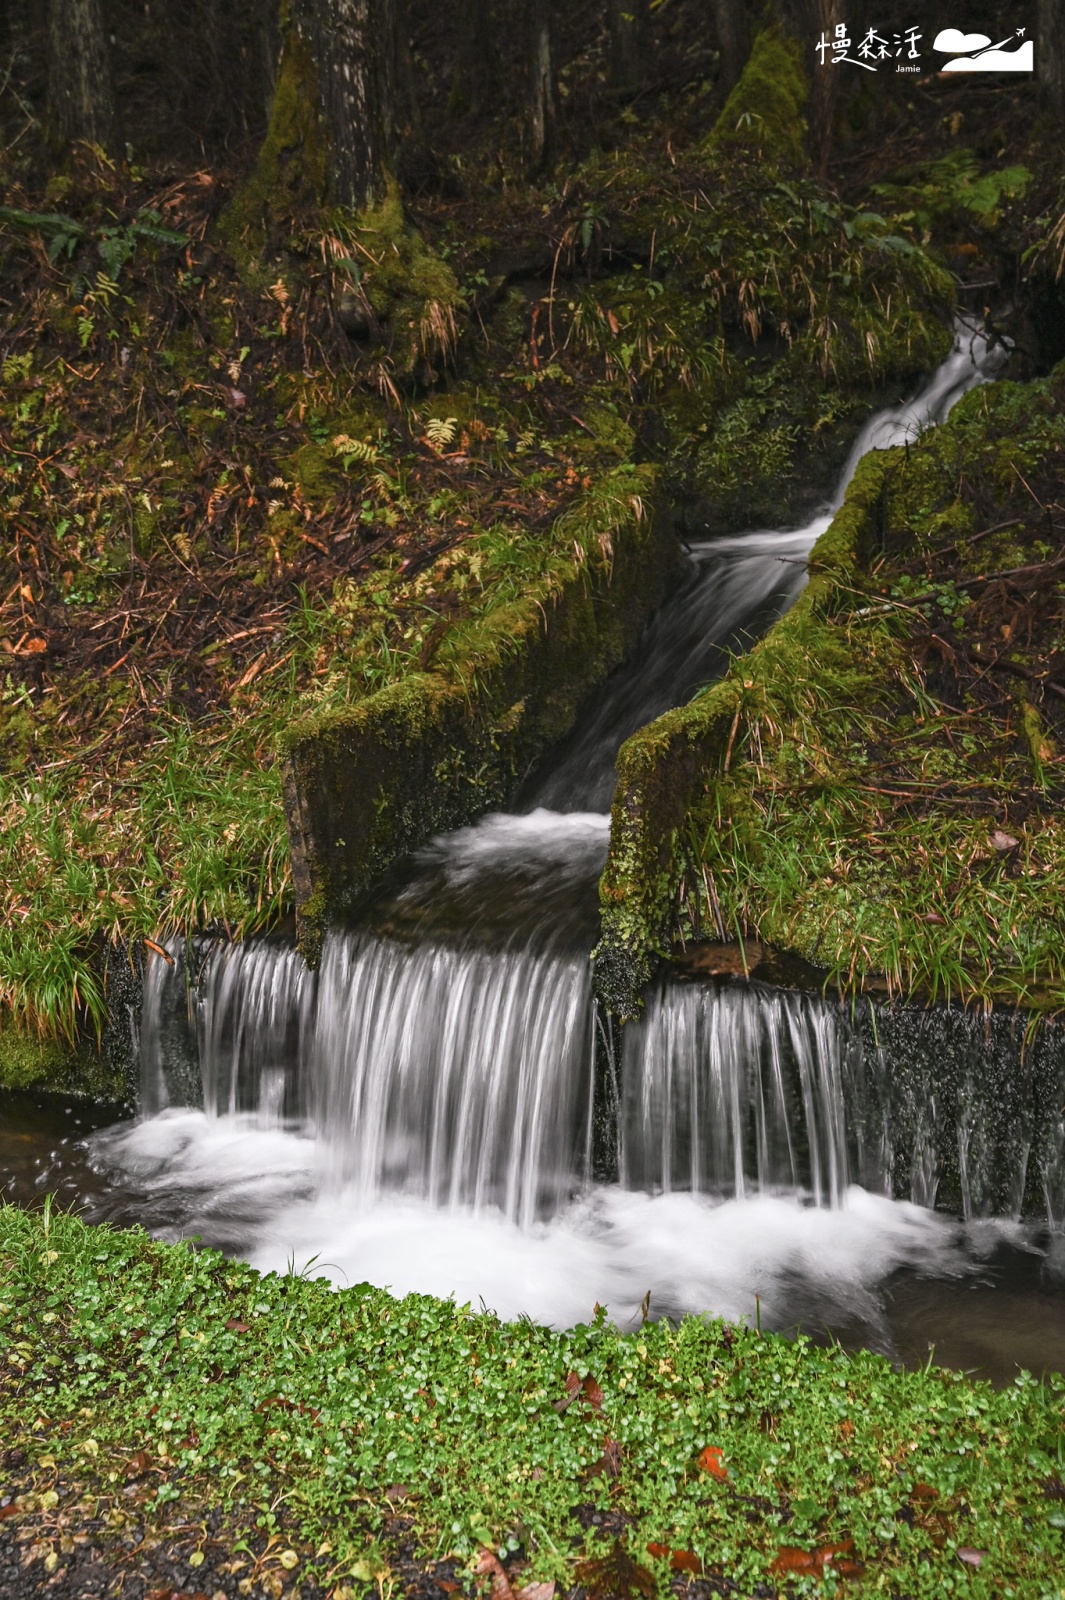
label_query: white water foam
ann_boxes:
[90,1105,967,1334]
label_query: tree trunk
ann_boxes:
[608,0,646,95]
[711,0,750,96]
[796,0,843,175]
[291,0,392,210]
[390,0,417,144]
[450,0,497,118]
[1038,0,1065,119]
[525,0,554,170]
[46,0,115,152]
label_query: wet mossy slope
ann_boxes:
[283,468,675,955]
[598,365,1065,1016]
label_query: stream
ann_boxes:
[6,319,1065,1383]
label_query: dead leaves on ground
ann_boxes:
[770,1538,866,1580]
[554,1371,604,1413]
[646,1542,703,1574]
[475,1547,555,1600]
[696,1444,728,1482]
[575,1541,655,1600]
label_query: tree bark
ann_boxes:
[796,0,843,175]
[1038,0,1065,119]
[711,0,750,96]
[46,0,115,152]
[450,0,497,118]
[525,0,554,170]
[608,0,646,95]
[290,0,392,210]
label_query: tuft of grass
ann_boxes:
[1,1204,1064,1596]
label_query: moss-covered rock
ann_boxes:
[283,467,679,958]
[0,1015,124,1099]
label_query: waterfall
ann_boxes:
[80,317,1065,1342]
[134,931,1065,1231]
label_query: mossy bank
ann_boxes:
[597,362,1065,1016]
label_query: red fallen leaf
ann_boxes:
[476,1546,516,1600]
[832,1560,868,1579]
[697,1445,728,1481]
[225,1319,250,1333]
[648,1543,703,1573]
[910,1482,939,1503]
[126,1449,152,1478]
[439,1585,460,1595]
[581,1375,604,1411]
[0,1504,21,1521]
[957,1548,987,1568]
[770,1547,820,1574]
[18,638,48,655]
[818,1540,855,1562]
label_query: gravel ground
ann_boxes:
[0,1448,469,1600]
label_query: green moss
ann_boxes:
[220,12,328,275]
[342,178,462,379]
[0,1014,121,1098]
[705,24,808,170]
[283,467,678,955]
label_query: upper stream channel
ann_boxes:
[5,320,1065,1383]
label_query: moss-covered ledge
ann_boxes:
[283,469,679,956]
[597,365,1065,1019]
[595,449,893,1017]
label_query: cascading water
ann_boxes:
[77,319,1065,1366]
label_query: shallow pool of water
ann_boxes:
[5,1086,1063,1389]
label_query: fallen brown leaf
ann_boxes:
[647,1544,702,1575]
[518,1582,556,1600]
[475,1546,515,1600]
[575,1542,655,1600]
[770,1547,819,1574]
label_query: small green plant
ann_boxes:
[0,205,188,276]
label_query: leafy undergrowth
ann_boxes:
[677,365,1065,1010]
[2,1206,1064,1600]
